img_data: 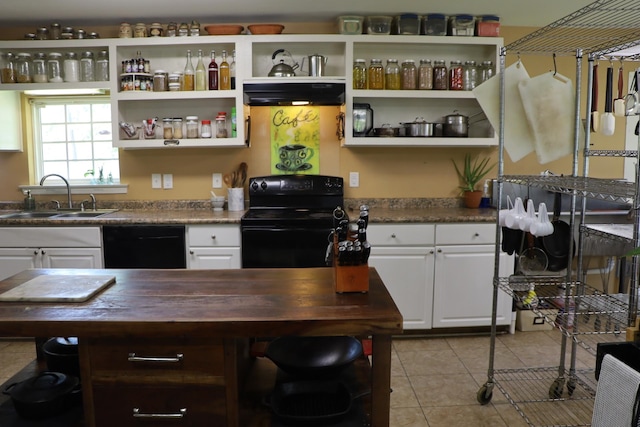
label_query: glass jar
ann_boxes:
[353,59,367,89]
[449,60,463,90]
[401,59,417,90]
[172,118,183,139]
[162,118,173,139]
[32,53,48,83]
[16,53,32,83]
[1,52,17,83]
[63,52,79,82]
[433,60,447,90]
[463,60,478,91]
[96,50,109,82]
[384,59,400,90]
[186,116,199,138]
[36,27,49,40]
[201,120,212,138]
[50,23,61,40]
[480,60,494,83]
[47,52,63,83]
[149,23,164,37]
[215,112,227,138]
[134,23,147,38]
[153,70,168,91]
[418,59,433,90]
[119,22,132,38]
[166,22,177,37]
[367,59,384,90]
[80,51,95,82]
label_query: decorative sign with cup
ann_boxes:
[270,106,320,174]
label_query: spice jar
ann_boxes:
[149,23,164,37]
[134,23,147,38]
[418,59,433,90]
[80,51,95,82]
[32,53,48,83]
[353,59,367,89]
[36,27,49,40]
[16,53,32,83]
[463,60,478,91]
[166,22,177,37]
[186,116,199,138]
[367,59,384,90]
[63,52,80,82]
[96,50,109,82]
[162,118,173,139]
[449,60,463,90]
[47,52,63,83]
[119,23,132,38]
[153,70,168,91]
[215,112,227,138]
[385,59,400,90]
[201,120,212,138]
[50,23,61,40]
[401,59,417,90]
[432,60,447,90]
[1,52,17,83]
[173,118,183,139]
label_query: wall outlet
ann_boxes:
[162,173,173,189]
[151,173,162,189]
[212,173,222,188]
[349,172,359,187]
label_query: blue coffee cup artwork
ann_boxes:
[276,144,315,172]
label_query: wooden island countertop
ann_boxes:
[0,267,403,427]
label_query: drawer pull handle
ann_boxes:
[133,407,187,419]
[128,353,184,363]
[391,233,396,238]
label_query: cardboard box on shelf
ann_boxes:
[516,308,558,332]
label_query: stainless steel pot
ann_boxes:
[400,118,435,137]
[443,113,469,137]
[372,124,400,137]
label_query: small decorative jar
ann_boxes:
[119,23,132,38]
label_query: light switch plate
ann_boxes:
[349,172,359,187]
[163,173,173,189]
[212,173,222,188]
[151,173,162,189]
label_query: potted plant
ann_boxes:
[452,154,495,208]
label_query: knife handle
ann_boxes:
[604,66,613,113]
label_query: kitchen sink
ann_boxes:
[0,209,118,219]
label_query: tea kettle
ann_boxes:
[301,54,328,77]
[268,49,299,77]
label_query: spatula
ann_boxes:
[590,63,599,132]
[614,63,625,116]
[600,65,615,136]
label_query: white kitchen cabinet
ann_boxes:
[0,91,23,151]
[432,223,513,328]
[368,224,435,329]
[0,227,103,280]
[186,224,241,269]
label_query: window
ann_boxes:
[30,96,119,184]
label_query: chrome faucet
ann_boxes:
[80,194,97,211]
[40,174,73,209]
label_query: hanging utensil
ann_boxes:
[614,61,626,116]
[600,64,615,135]
[237,162,248,187]
[590,63,599,132]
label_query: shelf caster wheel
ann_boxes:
[549,378,565,399]
[566,379,576,396]
[477,384,493,405]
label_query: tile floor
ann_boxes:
[0,330,597,427]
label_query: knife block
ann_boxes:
[333,235,369,293]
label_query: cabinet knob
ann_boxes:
[211,235,216,239]
[474,233,480,237]
[429,250,434,254]
[189,250,194,255]
[41,250,46,255]
[391,233,396,238]
[437,249,442,253]
[33,250,39,255]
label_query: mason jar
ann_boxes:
[432,59,448,90]
[16,52,32,83]
[367,59,384,90]
[32,53,48,83]
[418,59,433,90]
[401,59,417,90]
[47,52,63,83]
[384,59,400,90]
[186,116,199,138]
[63,52,80,82]
[95,50,109,82]
[353,59,367,89]
[80,51,95,82]
[1,52,17,83]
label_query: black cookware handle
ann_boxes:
[552,192,562,221]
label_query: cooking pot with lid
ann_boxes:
[3,372,81,419]
[43,337,79,377]
[400,117,436,137]
[443,112,469,137]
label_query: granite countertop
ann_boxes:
[0,198,497,225]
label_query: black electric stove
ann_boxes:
[241,175,344,269]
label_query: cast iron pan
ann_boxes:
[264,336,363,378]
[540,192,574,271]
[265,380,370,425]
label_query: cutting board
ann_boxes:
[518,71,576,164]
[0,274,115,302]
[473,61,535,163]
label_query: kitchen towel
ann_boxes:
[518,71,578,164]
[473,60,535,163]
[592,353,640,426]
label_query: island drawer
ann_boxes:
[435,223,496,245]
[187,225,241,247]
[86,337,225,378]
[92,383,227,427]
[367,224,435,246]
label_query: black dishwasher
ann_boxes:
[102,225,186,268]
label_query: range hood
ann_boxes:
[243,80,345,106]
